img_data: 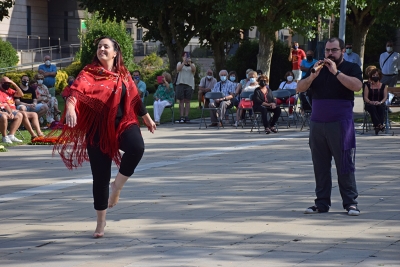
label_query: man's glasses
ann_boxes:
[325,48,341,53]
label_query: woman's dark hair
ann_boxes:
[92,36,128,77]
[284,71,294,78]
[257,74,269,83]
[228,71,237,80]
[369,68,382,80]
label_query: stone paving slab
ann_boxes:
[0,101,400,266]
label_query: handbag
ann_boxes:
[238,98,253,109]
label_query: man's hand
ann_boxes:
[323,58,338,75]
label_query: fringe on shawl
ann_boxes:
[51,65,142,170]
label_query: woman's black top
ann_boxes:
[115,83,147,126]
[252,87,276,108]
[366,83,386,102]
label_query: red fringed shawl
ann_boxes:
[53,64,142,169]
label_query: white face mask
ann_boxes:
[45,60,51,66]
[206,75,212,79]
[287,76,294,82]
[386,46,393,52]
[37,79,43,85]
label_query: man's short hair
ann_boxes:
[132,70,141,75]
[326,37,345,50]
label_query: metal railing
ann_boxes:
[0,34,65,51]
[0,57,75,74]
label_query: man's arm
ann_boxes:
[10,82,24,97]
[288,49,293,61]
[300,60,308,72]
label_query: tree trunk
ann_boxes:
[351,25,369,69]
[257,31,275,77]
[211,40,226,75]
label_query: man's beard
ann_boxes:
[328,54,343,65]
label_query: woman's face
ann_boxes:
[97,38,117,66]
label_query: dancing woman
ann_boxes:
[54,36,156,238]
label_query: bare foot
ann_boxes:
[108,181,121,208]
[93,221,106,238]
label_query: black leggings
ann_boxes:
[87,125,145,210]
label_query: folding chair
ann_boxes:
[299,92,312,131]
[199,92,225,129]
[164,89,176,124]
[237,91,254,128]
[273,90,296,128]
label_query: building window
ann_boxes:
[64,18,68,41]
[136,28,143,41]
[27,6,31,35]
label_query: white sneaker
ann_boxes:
[7,135,23,143]
[39,117,44,124]
[2,136,12,144]
[234,121,238,127]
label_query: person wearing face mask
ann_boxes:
[300,50,318,78]
[132,70,147,102]
[61,76,75,101]
[363,69,388,135]
[208,70,236,127]
[38,55,57,97]
[238,69,253,95]
[379,41,400,87]
[343,44,361,67]
[298,37,363,216]
[288,42,306,82]
[176,52,196,123]
[198,69,217,109]
[277,71,298,117]
[35,73,61,125]
[15,75,48,119]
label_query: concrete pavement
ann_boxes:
[0,96,399,267]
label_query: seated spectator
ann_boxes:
[198,69,217,109]
[153,72,175,126]
[242,71,259,93]
[0,100,23,144]
[15,75,48,119]
[61,76,75,101]
[252,75,281,134]
[0,76,44,140]
[132,70,147,102]
[234,71,258,126]
[363,68,388,135]
[35,73,61,124]
[238,69,253,94]
[277,71,298,117]
[209,70,236,127]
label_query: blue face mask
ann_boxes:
[229,76,236,82]
[249,77,256,83]
[220,76,227,82]
[68,81,73,86]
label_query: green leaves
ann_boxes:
[0,0,14,21]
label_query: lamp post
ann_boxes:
[338,0,347,42]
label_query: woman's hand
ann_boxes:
[142,113,156,133]
[65,97,77,127]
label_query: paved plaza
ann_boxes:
[0,96,399,267]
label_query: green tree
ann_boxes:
[345,0,400,66]
[0,39,19,69]
[80,0,203,76]
[219,1,335,77]
[77,12,135,71]
[0,0,14,21]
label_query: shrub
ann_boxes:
[77,12,135,71]
[4,70,36,84]
[63,61,83,78]
[0,39,19,69]
[225,39,291,90]
[55,70,68,95]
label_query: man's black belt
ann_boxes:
[383,74,397,76]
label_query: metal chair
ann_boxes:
[199,92,225,129]
[298,92,312,131]
[237,91,254,128]
[272,89,297,128]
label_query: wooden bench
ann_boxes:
[387,87,400,108]
[383,87,400,133]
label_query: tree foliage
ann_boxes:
[77,12,135,71]
[0,39,19,68]
[0,0,14,21]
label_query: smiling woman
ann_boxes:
[52,36,157,239]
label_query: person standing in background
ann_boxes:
[343,44,361,67]
[288,42,306,82]
[38,55,57,97]
[379,41,399,87]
